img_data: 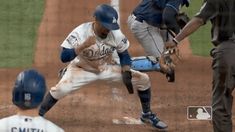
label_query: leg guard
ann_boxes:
[131,56,175,82]
[138,88,151,113]
[131,56,161,72]
[39,92,58,116]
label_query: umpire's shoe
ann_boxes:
[141,111,168,130]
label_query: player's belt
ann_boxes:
[131,13,143,23]
[135,17,143,23]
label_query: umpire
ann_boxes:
[166,0,235,131]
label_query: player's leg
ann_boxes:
[100,65,151,112]
[211,42,235,132]
[131,56,161,72]
[128,14,164,57]
[128,15,174,82]
[130,69,167,130]
[103,65,167,130]
[39,64,98,116]
[131,56,175,82]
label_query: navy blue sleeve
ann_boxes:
[117,50,132,67]
[162,6,180,34]
[60,47,77,63]
[165,0,182,12]
[152,0,167,9]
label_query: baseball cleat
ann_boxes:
[140,111,168,130]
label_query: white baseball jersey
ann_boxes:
[50,22,151,100]
[61,22,129,72]
[0,115,64,132]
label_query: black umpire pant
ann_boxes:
[211,40,235,132]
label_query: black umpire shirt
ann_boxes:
[195,0,235,45]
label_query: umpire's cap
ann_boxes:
[94,4,119,30]
[12,69,46,109]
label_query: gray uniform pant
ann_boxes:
[211,40,235,132]
[127,14,166,58]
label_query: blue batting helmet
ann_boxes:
[12,69,46,109]
[94,4,119,30]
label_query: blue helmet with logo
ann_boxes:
[94,4,119,30]
[12,69,46,109]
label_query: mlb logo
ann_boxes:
[187,106,212,120]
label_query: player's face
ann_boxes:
[94,21,110,39]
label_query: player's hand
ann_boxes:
[75,36,96,54]
[165,40,177,49]
[83,36,96,48]
[160,41,181,73]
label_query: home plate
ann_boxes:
[112,117,143,125]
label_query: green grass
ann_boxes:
[182,0,213,57]
[0,0,44,68]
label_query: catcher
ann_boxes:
[128,0,190,82]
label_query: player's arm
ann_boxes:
[117,50,131,71]
[171,1,217,45]
[114,30,133,93]
[162,0,181,34]
[116,36,131,71]
[60,36,95,63]
[162,6,180,34]
[113,30,132,70]
[60,30,80,63]
[60,48,77,63]
[74,36,96,54]
[117,49,134,94]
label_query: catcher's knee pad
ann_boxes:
[131,56,161,72]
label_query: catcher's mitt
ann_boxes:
[176,12,190,29]
[159,46,180,74]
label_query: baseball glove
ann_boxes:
[176,12,190,29]
[159,46,180,74]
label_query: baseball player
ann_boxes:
[166,0,235,131]
[39,4,167,130]
[0,69,64,132]
[128,0,190,82]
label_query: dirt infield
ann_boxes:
[1,0,234,132]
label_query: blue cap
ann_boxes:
[94,4,119,30]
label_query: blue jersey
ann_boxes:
[133,0,187,27]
